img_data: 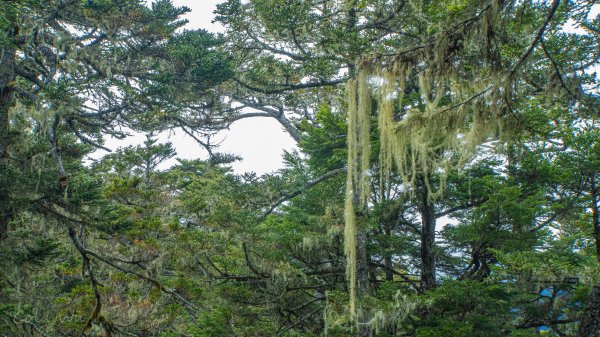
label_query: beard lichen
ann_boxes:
[343,64,373,327]
[342,56,512,328]
[341,60,511,332]
[337,1,518,333]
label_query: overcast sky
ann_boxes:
[94,0,298,175]
[93,1,600,175]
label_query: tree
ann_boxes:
[0,0,232,234]
[0,1,230,334]
[2,0,600,336]
[215,0,600,335]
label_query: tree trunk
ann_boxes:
[590,176,600,262]
[578,286,600,337]
[418,177,436,292]
[345,2,372,335]
[384,225,394,281]
[354,204,371,337]
[0,79,12,239]
[356,227,370,296]
[0,21,18,239]
[578,177,600,337]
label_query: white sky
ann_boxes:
[94,1,598,175]
[93,0,297,175]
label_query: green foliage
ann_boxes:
[412,281,513,337]
[300,104,348,174]
[157,29,233,100]
[1,0,600,336]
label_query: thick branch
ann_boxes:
[47,113,67,189]
[226,107,301,143]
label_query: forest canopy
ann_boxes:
[1,0,600,336]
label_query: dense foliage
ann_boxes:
[1,0,600,336]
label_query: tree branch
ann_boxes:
[47,113,67,189]
[435,198,487,219]
[234,77,345,95]
[509,0,560,80]
[67,225,109,336]
[258,167,346,221]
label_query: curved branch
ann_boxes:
[509,0,560,80]
[67,120,112,152]
[245,27,307,62]
[40,200,199,313]
[258,167,346,221]
[234,77,345,95]
[67,226,107,336]
[227,108,301,143]
[76,242,200,313]
[541,39,600,114]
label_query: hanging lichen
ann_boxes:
[378,66,406,192]
[344,76,359,323]
[344,189,358,321]
[343,64,373,326]
[386,57,510,198]
[366,293,418,334]
[340,0,516,333]
[357,65,372,205]
[351,7,511,201]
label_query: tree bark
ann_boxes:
[418,177,437,292]
[356,227,369,297]
[578,285,600,337]
[384,225,394,281]
[354,200,371,337]
[577,177,600,337]
[590,176,600,262]
[0,20,18,239]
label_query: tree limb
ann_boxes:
[258,167,346,221]
[234,77,345,95]
[509,0,560,80]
